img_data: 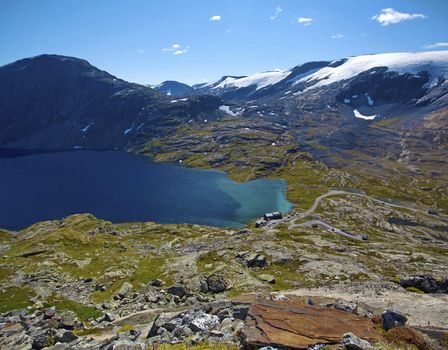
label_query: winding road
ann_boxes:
[263,189,440,240]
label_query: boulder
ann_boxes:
[237,252,268,268]
[206,275,227,293]
[32,333,53,349]
[342,332,372,349]
[189,313,219,332]
[167,284,188,298]
[242,300,381,349]
[104,312,115,322]
[400,275,443,293]
[150,279,163,287]
[258,274,276,284]
[54,330,78,343]
[116,282,133,299]
[381,309,408,331]
[59,315,76,330]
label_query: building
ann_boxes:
[264,212,283,221]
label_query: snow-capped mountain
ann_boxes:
[157,51,448,110]
[153,80,193,97]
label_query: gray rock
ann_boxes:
[237,251,268,268]
[342,332,372,349]
[104,312,115,322]
[167,284,188,298]
[381,309,407,331]
[400,275,443,293]
[59,315,76,330]
[150,279,163,287]
[206,275,227,293]
[189,313,219,332]
[117,282,133,299]
[258,274,276,284]
[54,330,78,343]
[111,340,145,350]
[32,333,52,349]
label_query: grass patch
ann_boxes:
[0,286,35,313]
[45,294,102,322]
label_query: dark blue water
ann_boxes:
[0,150,292,230]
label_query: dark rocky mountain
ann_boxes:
[0,54,223,150]
[153,80,193,97]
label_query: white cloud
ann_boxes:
[372,8,425,26]
[209,15,221,21]
[174,49,188,55]
[297,17,313,26]
[331,33,345,39]
[270,6,282,20]
[163,44,189,55]
[423,42,448,49]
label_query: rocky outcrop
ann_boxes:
[241,300,381,349]
[400,275,448,293]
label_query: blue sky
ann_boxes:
[1,0,447,85]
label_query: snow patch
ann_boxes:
[344,99,351,104]
[353,109,377,120]
[219,105,238,116]
[170,98,188,103]
[80,122,94,133]
[365,93,374,106]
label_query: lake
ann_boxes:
[0,150,293,230]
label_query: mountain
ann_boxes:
[174,52,448,112]
[0,54,223,150]
[153,80,193,97]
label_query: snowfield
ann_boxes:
[353,109,377,120]
[213,70,291,90]
[299,51,448,91]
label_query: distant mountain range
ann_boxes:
[1,51,447,156]
[154,51,448,110]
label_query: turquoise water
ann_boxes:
[0,150,293,230]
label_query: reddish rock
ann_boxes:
[242,300,382,349]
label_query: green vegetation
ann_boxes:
[405,287,425,294]
[0,286,35,313]
[45,295,102,322]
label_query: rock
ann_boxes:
[111,340,145,350]
[258,274,276,284]
[54,330,78,343]
[189,313,219,332]
[400,275,444,293]
[147,312,181,338]
[342,332,372,349]
[236,229,252,235]
[206,275,227,293]
[32,333,52,349]
[237,251,268,268]
[104,312,115,322]
[242,300,381,349]
[117,282,133,298]
[43,308,56,319]
[167,284,188,298]
[150,279,163,287]
[381,309,408,331]
[59,315,76,330]
[385,327,429,350]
